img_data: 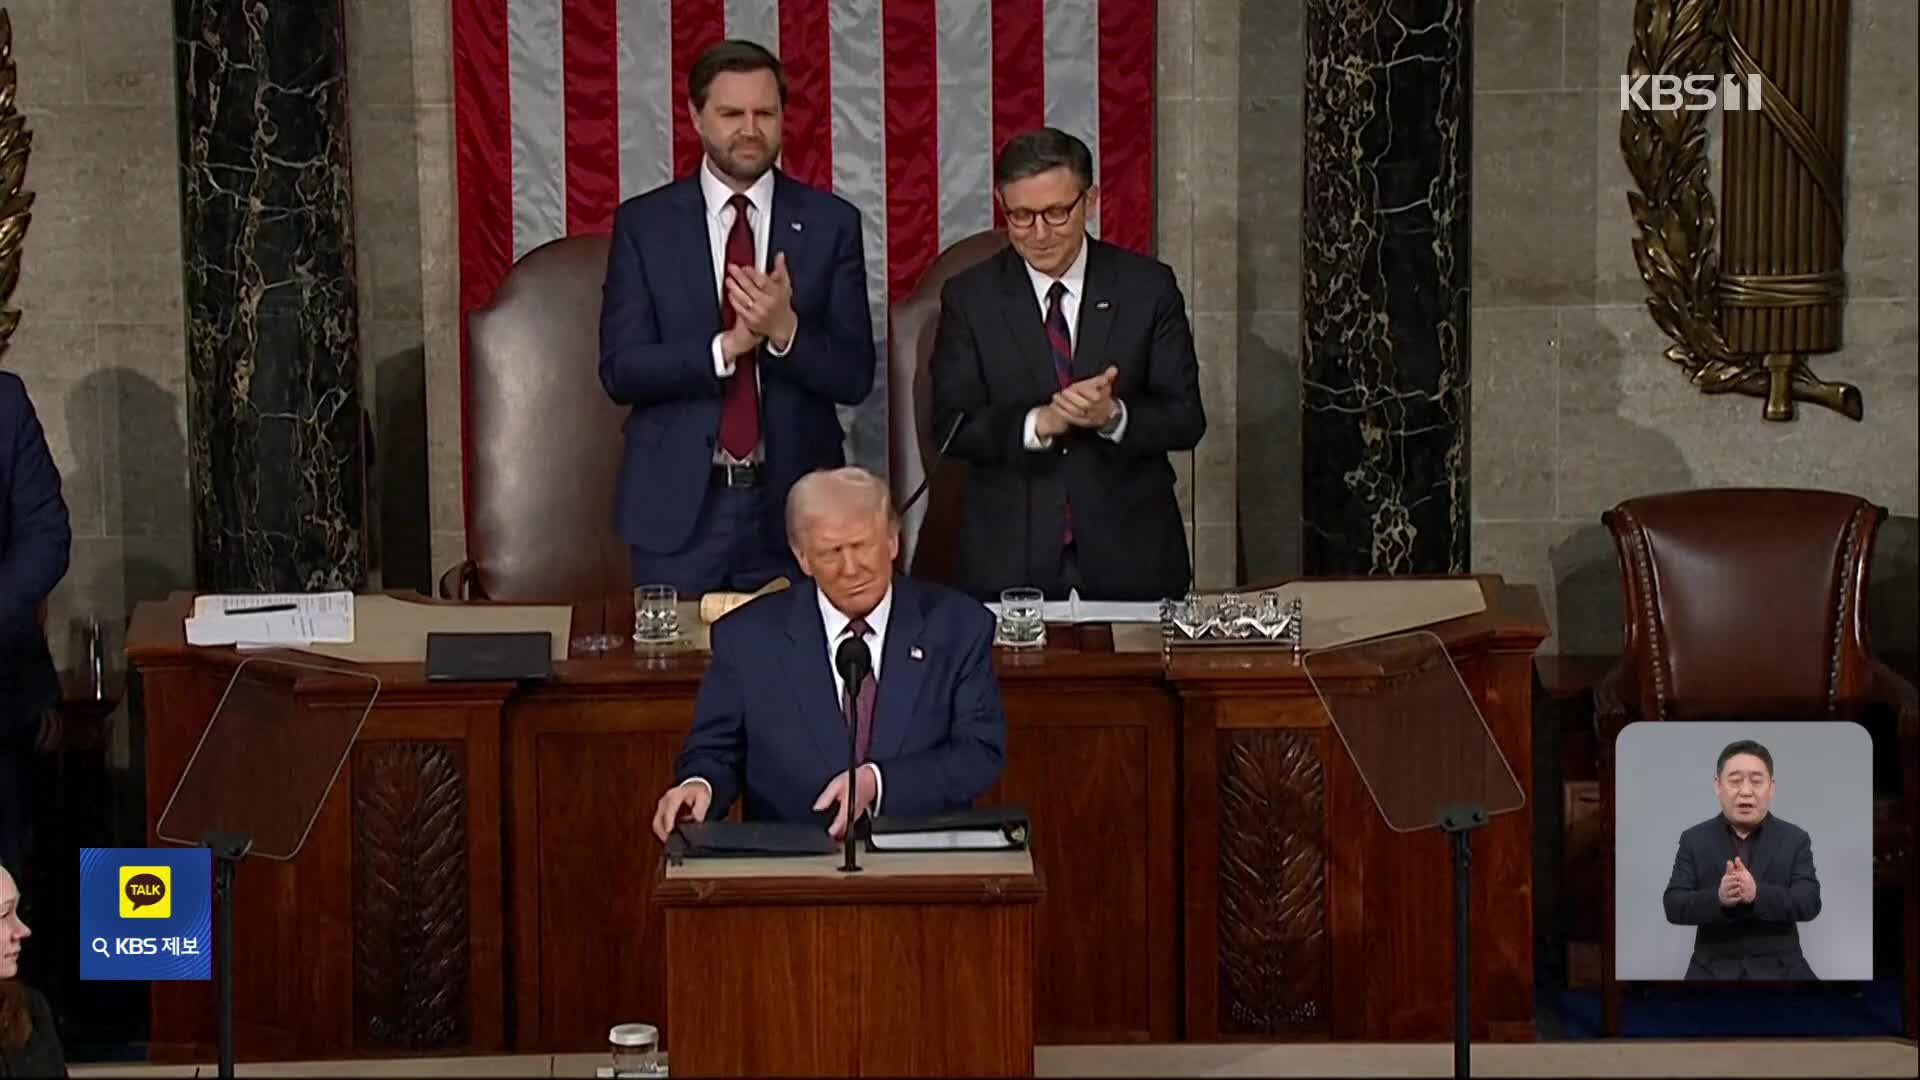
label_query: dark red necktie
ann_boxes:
[717,193,760,459]
[842,618,876,763]
[1045,281,1074,546]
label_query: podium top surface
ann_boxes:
[654,849,1043,907]
[125,578,1548,694]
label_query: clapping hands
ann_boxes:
[1034,366,1120,439]
[1717,857,1757,907]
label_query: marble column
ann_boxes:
[176,0,366,591]
[1299,0,1472,575]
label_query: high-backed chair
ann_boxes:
[1592,488,1918,1037]
[438,234,631,602]
[886,230,1009,583]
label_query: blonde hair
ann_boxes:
[786,467,897,545]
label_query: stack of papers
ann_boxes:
[184,592,356,647]
[981,590,1163,624]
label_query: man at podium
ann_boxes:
[650,466,1007,841]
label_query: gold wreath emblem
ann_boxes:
[1619,0,1861,421]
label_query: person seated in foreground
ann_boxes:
[650,466,1007,842]
[1,863,67,1077]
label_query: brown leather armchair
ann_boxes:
[1592,488,1918,1037]
[438,233,631,602]
[886,230,1009,583]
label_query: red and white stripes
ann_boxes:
[454,0,1156,503]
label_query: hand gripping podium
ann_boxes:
[653,847,1045,1077]
[1304,631,1523,1080]
[154,657,381,1080]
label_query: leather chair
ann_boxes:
[1592,488,1918,1037]
[886,230,1009,583]
[438,233,631,603]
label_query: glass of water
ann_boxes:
[633,585,680,645]
[995,587,1046,649]
[607,1022,662,1076]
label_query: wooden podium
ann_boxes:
[654,849,1045,1077]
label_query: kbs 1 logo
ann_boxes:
[1620,73,1763,112]
[81,848,212,981]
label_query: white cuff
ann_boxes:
[767,325,796,356]
[1023,407,1054,451]
[712,334,735,378]
[863,762,884,816]
[680,776,712,795]
[1098,398,1129,443]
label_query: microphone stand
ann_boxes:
[839,669,865,874]
[834,636,873,874]
[897,411,967,519]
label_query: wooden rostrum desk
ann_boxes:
[126,575,1547,1061]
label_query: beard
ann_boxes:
[705,133,779,183]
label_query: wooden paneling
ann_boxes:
[661,890,1038,1078]
[127,576,1548,1061]
[352,741,470,1050]
[1217,729,1328,1036]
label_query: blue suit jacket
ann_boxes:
[598,171,877,556]
[674,575,1007,827]
[0,373,69,745]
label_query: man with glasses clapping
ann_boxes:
[929,127,1205,603]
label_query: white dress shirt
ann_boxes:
[1020,237,1128,450]
[701,160,793,463]
[678,585,892,814]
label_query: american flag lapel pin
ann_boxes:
[909,645,925,661]
[791,220,803,231]
[1096,300,1111,310]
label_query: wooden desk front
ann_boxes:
[125,576,1546,1061]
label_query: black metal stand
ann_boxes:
[1438,804,1488,1080]
[838,749,863,874]
[202,831,253,1080]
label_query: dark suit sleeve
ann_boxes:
[0,378,72,634]
[759,208,876,406]
[930,281,1036,468]
[672,627,746,818]
[598,206,727,407]
[1752,830,1821,923]
[1663,831,1732,925]
[871,607,1007,817]
[1111,264,1205,455]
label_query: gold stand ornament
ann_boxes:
[1620,0,1861,421]
[0,9,32,357]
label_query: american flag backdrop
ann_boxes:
[452,0,1157,482]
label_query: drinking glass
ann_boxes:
[607,1022,662,1076]
[634,585,680,644]
[995,587,1046,649]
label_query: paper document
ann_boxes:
[982,591,1163,624]
[868,829,1016,851]
[185,592,355,646]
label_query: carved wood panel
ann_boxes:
[1218,730,1328,1035]
[352,742,469,1050]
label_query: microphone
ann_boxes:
[897,410,967,520]
[833,634,873,873]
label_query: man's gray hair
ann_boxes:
[786,466,898,543]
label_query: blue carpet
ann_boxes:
[1542,975,1906,1038]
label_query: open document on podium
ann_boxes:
[183,592,355,646]
[869,806,1030,852]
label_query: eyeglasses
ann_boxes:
[1003,190,1086,229]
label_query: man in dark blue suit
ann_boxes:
[650,467,1007,841]
[600,39,876,597]
[1,372,71,874]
